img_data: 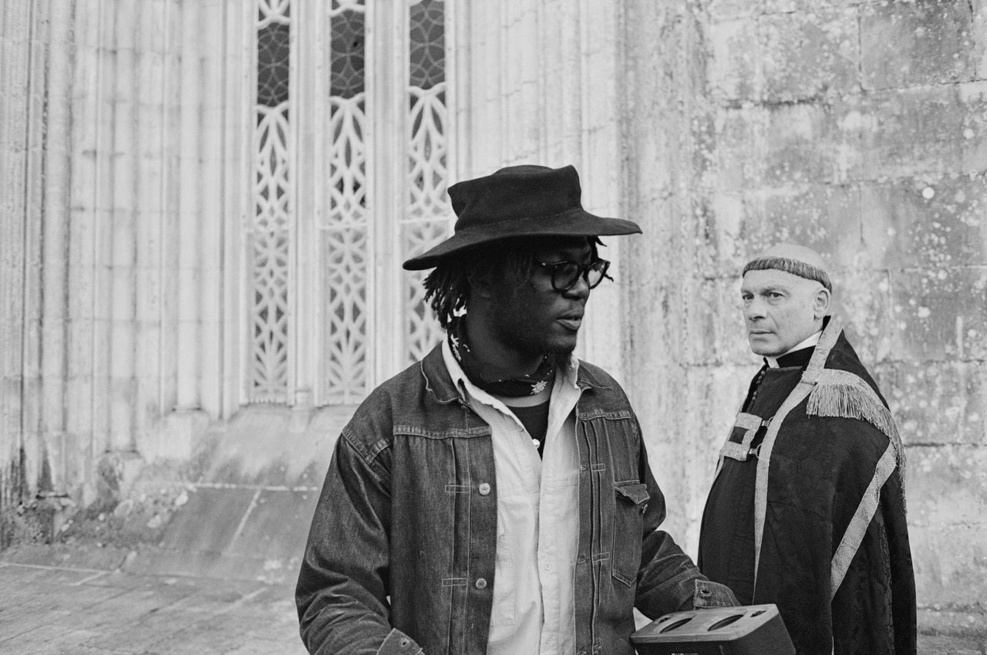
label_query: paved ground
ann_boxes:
[0,562,307,655]
[2,560,984,654]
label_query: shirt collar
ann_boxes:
[765,330,822,368]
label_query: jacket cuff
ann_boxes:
[693,579,739,609]
[376,628,424,655]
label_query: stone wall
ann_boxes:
[622,0,986,639]
[0,0,244,531]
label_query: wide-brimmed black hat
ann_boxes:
[402,164,642,270]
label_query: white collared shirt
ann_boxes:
[765,330,822,368]
[442,340,583,655]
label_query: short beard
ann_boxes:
[544,351,572,369]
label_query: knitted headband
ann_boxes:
[743,256,833,292]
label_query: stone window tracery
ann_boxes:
[404,0,448,364]
[249,0,293,403]
[246,0,451,406]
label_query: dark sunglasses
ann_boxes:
[534,258,612,292]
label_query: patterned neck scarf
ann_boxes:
[447,316,556,398]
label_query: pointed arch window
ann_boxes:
[245,0,453,406]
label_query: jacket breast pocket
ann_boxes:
[611,481,648,587]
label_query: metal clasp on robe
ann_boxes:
[719,413,771,461]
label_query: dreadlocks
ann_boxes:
[423,242,535,330]
[422,237,602,330]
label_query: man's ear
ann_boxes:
[467,268,495,300]
[812,286,831,320]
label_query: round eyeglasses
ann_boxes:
[535,258,612,292]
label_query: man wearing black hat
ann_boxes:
[698,244,916,655]
[296,165,736,655]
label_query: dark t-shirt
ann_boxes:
[508,400,551,458]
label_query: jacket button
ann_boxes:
[475,578,488,589]
[478,483,491,496]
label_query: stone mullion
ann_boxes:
[205,0,245,420]
[176,0,203,412]
[21,0,53,495]
[282,0,303,408]
[221,0,252,417]
[40,0,75,492]
[110,0,138,453]
[0,1,32,510]
[133,0,167,451]
[92,0,117,462]
[292,0,322,408]
[66,0,111,503]
[157,0,184,420]
[369,0,404,385]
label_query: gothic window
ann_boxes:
[246,0,451,406]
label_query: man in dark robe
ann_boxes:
[699,243,916,655]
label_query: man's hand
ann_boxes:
[693,579,740,609]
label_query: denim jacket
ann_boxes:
[296,345,735,655]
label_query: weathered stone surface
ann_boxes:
[762,103,852,186]
[0,563,305,654]
[829,270,895,365]
[761,0,848,13]
[201,405,347,487]
[911,521,987,607]
[754,183,862,255]
[683,276,752,367]
[760,7,859,103]
[960,82,987,172]
[919,607,987,644]
[225,488,316,570]
[703,191,755,277]
[904,444,987,528]
[915,633,987,655]
[878,361,987,447]
[906,444,987,612]
[708,19,759,102]
[860,176,987,270]
[888,267,987,361]
[708,0,759,21]
[158,487,255,554]
[713,106,768,192]
[855,87,966,178]
[862,0,979,90]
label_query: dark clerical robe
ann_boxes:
[699,316,916,655]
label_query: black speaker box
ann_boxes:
[631,604,795,655]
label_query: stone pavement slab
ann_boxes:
[0,562,307,655]
[2,560,982,654]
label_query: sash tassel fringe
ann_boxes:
[806,373,906,486]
